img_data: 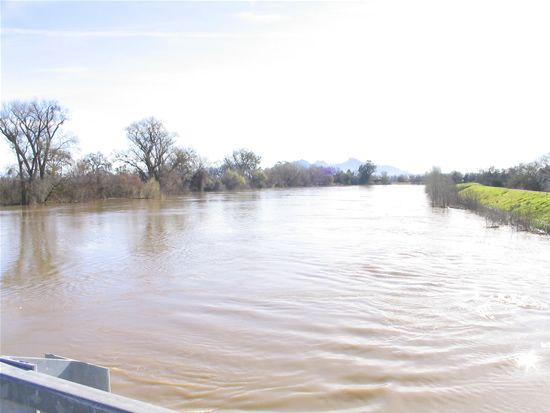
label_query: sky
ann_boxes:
[1,0,549,174]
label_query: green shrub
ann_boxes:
[221,169,247,190]
[140,177,162,199]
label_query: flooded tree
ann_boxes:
[223,148,261,184]
[162,147,198,194]
[358,160,376,184]
[265,162,308,188]
[425,166,455,207]
[250,168,268,188]
[0,99,77,204]
[190,156,211,191]
[333,169,357,185]
[69,152,113,201]
[309,165,334,186]
[221,169,247,190]
[116,117,196,193]
[117,116,177,183]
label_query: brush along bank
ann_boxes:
[457,183,550,233]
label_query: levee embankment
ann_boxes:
[457,183,550,234]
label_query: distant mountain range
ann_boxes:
[292,158,411,176]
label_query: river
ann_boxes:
[1,185,549,412]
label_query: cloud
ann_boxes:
[2,28,246,39]
[40,66,91,74]
[2,1,548,174]
[234,12,289,22]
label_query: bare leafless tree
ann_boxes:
[117,117,176,183]
[116,117,200,194]
[223,148,261,182]
[0,99,77,204]
[425,166,455,207]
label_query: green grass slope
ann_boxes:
[458,184,550,232]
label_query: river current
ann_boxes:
[1,185,549,412]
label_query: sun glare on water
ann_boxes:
[515,351,540,371]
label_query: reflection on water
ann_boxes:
[1,186,550,412]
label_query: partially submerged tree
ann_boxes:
[333,169,357,185]
[425,166,455,207]
[190,156,211,191]
[69,152,113,201]
[358,160,376,184]
[265,162,308,188]
[117,116,177,184]
[309,165,334,186]
[221,169,247,190]
[162,147,198,194]
[117,116,196,193]
[223,148,261,183]
[0,99,77,204]
[250,168,268,188]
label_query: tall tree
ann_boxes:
[78,152,112,175]
[425,166,455,207]
[507,162,541,191]
[117,116,178,186]
[223,148,261,183]
[0,99,76,204]
[70,152,113,201]
[190,156,210,192]
[265,162,309,188]
[358,160,376,185]
[162,147,198,194]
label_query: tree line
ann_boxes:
[0,99,379,205]
[425,154,550,208]
[460,159,550,192]
[3,99,546,207]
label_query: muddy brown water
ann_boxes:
[1,185,549,412]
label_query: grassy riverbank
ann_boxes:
[457,183,550,233]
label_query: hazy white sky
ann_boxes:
[2,0,549,174]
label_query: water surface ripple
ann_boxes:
[1,186,549,412]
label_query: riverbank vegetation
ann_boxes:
[457,184,550,233]
[2,98,548,218]
[1,99,384,205]
[425,164,550,234]
[424,167,455,208]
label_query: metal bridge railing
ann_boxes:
[0,354,176,413]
